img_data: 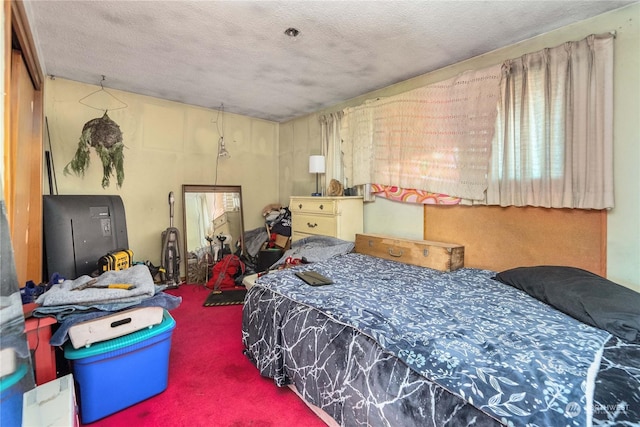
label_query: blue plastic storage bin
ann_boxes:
[0,363,28,427]
[64,310,175,423]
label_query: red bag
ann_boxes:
[206,255,245,290]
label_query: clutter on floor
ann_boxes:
[17,263,181,424]
[64,311,176,423]
[242,204,292,275]
[33,266,181,347]
[17,193,184,424]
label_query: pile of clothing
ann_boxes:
[242,205,292,274]
[33,265,181,346]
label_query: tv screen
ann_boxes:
[43,195,128,280]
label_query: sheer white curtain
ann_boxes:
[341,102,374,189]
[485,33,614,209]
[341,65,502,200]
[319,112,344,186]
[197,194,212,246]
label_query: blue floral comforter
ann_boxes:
[248,253,613,426]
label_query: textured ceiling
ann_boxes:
[24,1,635,123]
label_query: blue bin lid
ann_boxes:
[64,310,175,360]
[0,363,28,393]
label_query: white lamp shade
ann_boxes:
[309,155,325,173]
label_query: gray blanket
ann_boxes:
[46,291,182,346]
[269,235,354,269]
[36,264,155,307]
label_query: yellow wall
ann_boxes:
[280,4,640,291]
[40,5,640,289]
[278,115,322,204]
[44,78,279,269]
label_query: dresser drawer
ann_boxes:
[290,198,337,215]
[292,213,337,236]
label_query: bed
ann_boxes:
[241,207,640,426]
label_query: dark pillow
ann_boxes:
[493,266,640,343]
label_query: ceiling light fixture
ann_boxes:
[284,27,300,38]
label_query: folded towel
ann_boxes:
[36,264,155,307]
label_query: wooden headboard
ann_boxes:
[424,205,606,276]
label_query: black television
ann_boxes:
[43,195,128,280]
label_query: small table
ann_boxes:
[23,304,57,385]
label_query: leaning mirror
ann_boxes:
[182,185,245,284]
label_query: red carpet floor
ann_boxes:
[82,284,327,426]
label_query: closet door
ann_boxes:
[4,0,45,286]
[6,49,43,286]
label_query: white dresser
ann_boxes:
[290,196,364,242]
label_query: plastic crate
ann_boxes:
[64,310,175,423]
[22,374,78,426]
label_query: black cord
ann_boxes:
[31,317,41,353]
[45,116,58,195]
[213,103,225,186]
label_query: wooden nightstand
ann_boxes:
[290,196,363,242]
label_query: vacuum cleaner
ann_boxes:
[161,191,181,288]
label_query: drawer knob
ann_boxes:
[388,248,403,257]
[307,222,318,228]
[298,204,303,209]
[319,204,324,210]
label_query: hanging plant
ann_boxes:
[64,112,125,188]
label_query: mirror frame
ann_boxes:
[182,185,245,284]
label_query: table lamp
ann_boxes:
[309,155,325,196]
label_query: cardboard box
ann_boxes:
[22,374,78,427]
[274,234,290,250]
